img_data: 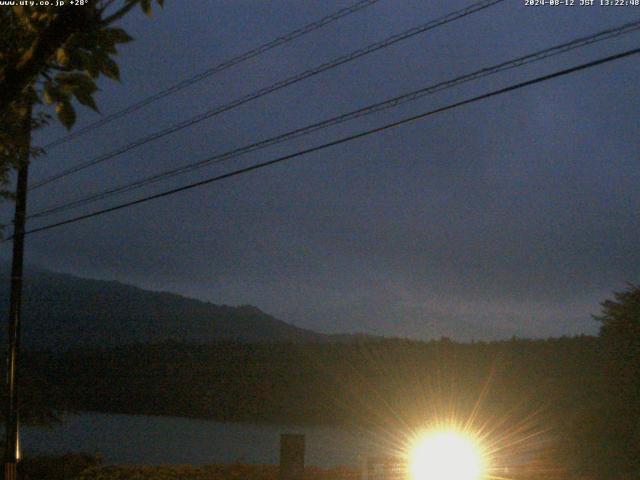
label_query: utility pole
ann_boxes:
[3,100,32,480]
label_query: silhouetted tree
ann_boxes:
[0,0,164,197]
[596,283,640,402]
[589,284,640,477]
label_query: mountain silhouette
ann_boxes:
[0,265,327,349]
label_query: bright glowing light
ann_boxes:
[409,430,485,480]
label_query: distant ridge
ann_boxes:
[0,265,329,349]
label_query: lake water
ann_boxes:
[21,413,396,467]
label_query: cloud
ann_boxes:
[4,1,638,340]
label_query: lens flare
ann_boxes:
[409,429,485,480]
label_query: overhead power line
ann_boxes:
[27,19,640,221]
[18,46,640,239]
[41,0,382,150]
[31,0,505,190]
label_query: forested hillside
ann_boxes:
[0,266,327,348]
[26,336,601,426]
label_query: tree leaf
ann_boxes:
[43,87,55,105]
[85,55,100,79]
[74,89,99,112]
[56,100,76,130]
[56,48,70,67]
[43,82,66,105]
[97,37,118,55]
[56,72,97,93]
[99,57,120,81]
[106,27,134,44]
[140,0,152,15]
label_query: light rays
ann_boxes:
[291,339,563,479]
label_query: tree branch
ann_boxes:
[0,6,94,115]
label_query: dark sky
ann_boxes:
[3,0,639,340]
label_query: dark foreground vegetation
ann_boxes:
[73,464,355,480]
[18,454,356,480]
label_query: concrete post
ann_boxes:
[279,433,305,480]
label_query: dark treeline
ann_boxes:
[24,336,601,426]
[21,335,615,475]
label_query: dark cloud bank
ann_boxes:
[2,1,638,340]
